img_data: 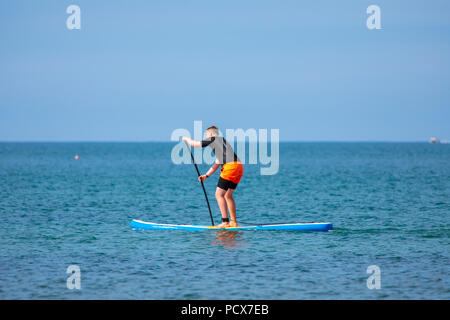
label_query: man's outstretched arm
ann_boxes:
[182,136,202,147]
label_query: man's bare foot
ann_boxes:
[216,222,230,228]
[229,221,238,227]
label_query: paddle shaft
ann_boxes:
[184,141,215,226]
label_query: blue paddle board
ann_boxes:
[130,219,333,231]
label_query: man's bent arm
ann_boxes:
[205,160,221,177]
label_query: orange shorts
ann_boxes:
[220,162,244,184]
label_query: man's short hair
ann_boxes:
[206,126,219,136]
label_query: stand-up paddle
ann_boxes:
[184,141,215,226]
[129,134,333,232]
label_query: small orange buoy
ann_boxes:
[74,155,79,160]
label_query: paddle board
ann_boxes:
[130,219,333,231]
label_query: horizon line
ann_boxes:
[0,140,439,143]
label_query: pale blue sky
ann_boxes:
[1,0,449,141]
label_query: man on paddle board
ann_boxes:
[182,126,243,227]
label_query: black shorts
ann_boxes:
[217,177,238,191]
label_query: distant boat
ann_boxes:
[429,137,441,144]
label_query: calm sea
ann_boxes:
[0,142,448,299]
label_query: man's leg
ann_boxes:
[215,187,229,227]
[224,189,237,227]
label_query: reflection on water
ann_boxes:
[211,230,247,249]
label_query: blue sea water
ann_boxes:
[0,142,448,299]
